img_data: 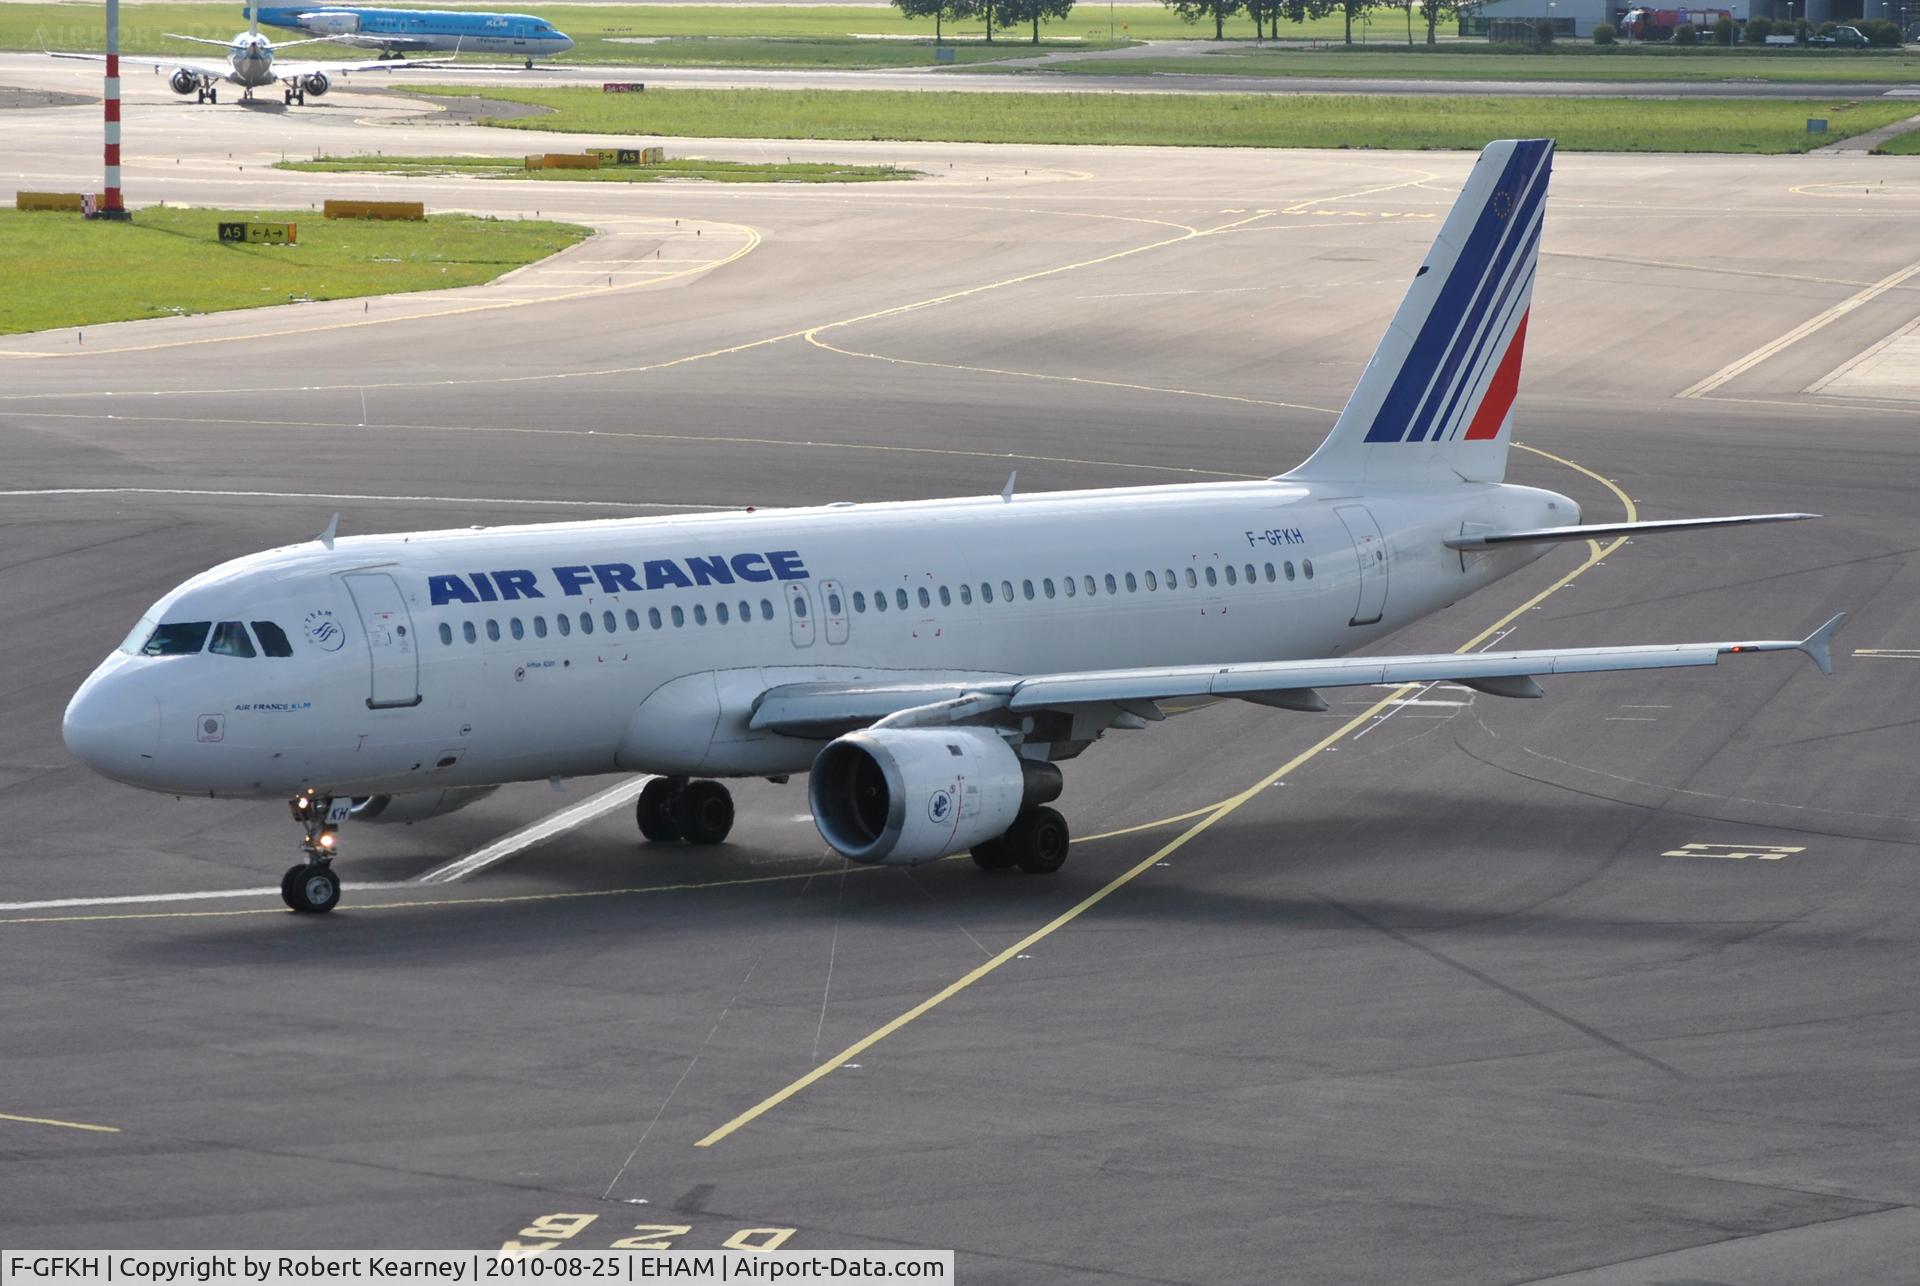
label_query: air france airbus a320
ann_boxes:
[63,140,1844,914]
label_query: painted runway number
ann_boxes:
[1663,841,1806,861]
[503,1214,796,1254]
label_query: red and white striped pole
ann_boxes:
[99,0,130,218]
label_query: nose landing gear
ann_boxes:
[282,790,342,913]
[635,776,735,847]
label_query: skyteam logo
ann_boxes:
[927,789,955,825]
[304,609,346,652]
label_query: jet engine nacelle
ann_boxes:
[348,785,497,824]
[809,727,1061,865]
[301,73,330,96]
[169,69,198,95]
[302,11,360,34]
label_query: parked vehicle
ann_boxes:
[1617,7,1736,39]
[1810,23,1869,46]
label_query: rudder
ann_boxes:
[1286,138,1554,487]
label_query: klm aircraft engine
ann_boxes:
[808,728,1062,865]
[169,68,198,94]
[300,10,361,34]
[349,786,497,824]
[302,72,330,95]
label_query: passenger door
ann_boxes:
[343,572,422,708]
[785,582,816,648]
[819,578,850,645]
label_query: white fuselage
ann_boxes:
[62,478,1574,801]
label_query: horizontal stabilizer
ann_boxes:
[1445,513,1819,549]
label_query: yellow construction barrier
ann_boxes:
[323,199,425,221]
[16,192,89,211]
[537,153,601,170]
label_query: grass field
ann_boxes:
[0,207,588,334]
[413,85,1919,153]
[1871,126,1920,153]
[1020,44,1920,84]
[278,153,916,181]
[0,1,1350,65]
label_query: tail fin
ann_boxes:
[1286,138,1553,487]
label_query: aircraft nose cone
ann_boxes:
[63,667,161,787]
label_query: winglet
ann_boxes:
[317,512,339,550]
[1799,613,1847,676]
[1001,470,1017,503]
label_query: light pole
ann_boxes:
[97,0,129,218]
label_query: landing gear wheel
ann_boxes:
[1008,806,1070,874]
[971,838,1016,870]
[208,87,217,103]
[675,780,734,846]
[636,777,684,843]
[282,864,340,914]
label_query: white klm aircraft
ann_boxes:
[62,139,1843,915]
[52,9,452,105]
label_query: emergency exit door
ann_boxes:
[344,572,422,708]
[1334,504,1390,627]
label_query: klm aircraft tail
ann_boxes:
[1286,138,1553,487]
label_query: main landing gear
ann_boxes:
[282,789,342,914]
[971,806,1070,875]
[196,86,218,104]
[636,776,735,847]
[284,86,305,106]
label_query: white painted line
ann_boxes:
[1678,258,1920,399]
[0,488,713,510]
[415,776,654,885]
[0,881,409,912]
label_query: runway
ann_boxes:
[4,71,1920,1284]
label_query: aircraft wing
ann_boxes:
[273,54,456,78]
[749,615,1847,737]
[50,51,237,81]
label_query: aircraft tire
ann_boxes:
[636,777,683,843]
[1009,807,1069,875]
[209,88,217,103]
[970,839,1016,870]
[284,864,341,914]
[676,780,734,846]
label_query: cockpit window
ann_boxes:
[140,622,211,656]
[210,621,257,658]
[251,621,293,657]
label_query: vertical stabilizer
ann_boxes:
[1285,138,1553,487]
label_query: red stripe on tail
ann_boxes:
[1464,311,1528,442]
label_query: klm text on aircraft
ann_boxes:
[247,6,574,64]
[62,139,1845,917]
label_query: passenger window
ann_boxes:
[141,621,211,656]
[717,602,730,624]
[1165,568,1177,590]
[1246,563,1258,583]
[1144,571,1157,591]
[896,589,909,611]
[557,614,571,637]
[694,604,708,626]
[960,583,973,605]
[649,608,663,630]
[251,621,293,657]
[1000,580,1013,603]
[853,591,867,613]
[912,587,927,609]
[1285,561,1296,581]
[1304,559,1315,579]
[1084,575,1097,596]
[1021,579,1034,601]
[876,591,888,612]
[761,599,775,621]
[462,621,477,644]
[828,592,843,615]
[672,606,686,627]
[1125,572,1137,592]
[1104,574,1117,594]
[512,618,525,640]
[625,609,639,632]
[209,621,256,657]
[486,619,501,642]
[1225,565,1237,586]
[981,582,993,604]
[1044,578,1056,599]
[939,586,951,607]
[534,616,549,638]
[580,612,594,635]
[739,601,751,622]
[1205,567,1218,587]
[439,622,454,646]
[1265,562,1276,582]
[604,610,617,633]
[1063,577,1076,598]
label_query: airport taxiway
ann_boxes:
[4,74,1920,1284]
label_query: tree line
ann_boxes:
[894,0,1464,45]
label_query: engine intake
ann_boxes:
[170,69,198,95]
[809,727,1061,865]
[348,786,496,824]
[302,73,330,96]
